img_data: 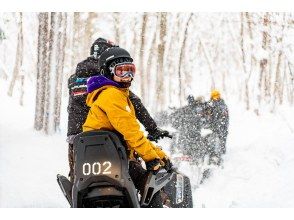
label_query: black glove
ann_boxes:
[162,157,173,172]
[145,158,162,174]
[147,127,172,142]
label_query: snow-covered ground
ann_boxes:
[192,104,294,208]
[0,81,68,207]
[1,80,294,207]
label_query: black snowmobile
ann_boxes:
[154,97,228,185]
[57,130,193,208]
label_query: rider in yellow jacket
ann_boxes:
[83,84,166,162]
[82,47,172,175]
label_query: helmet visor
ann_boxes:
[113,63,136,78]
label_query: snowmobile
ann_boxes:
[168,128,222,186]
[154,97,227,185]
[57,130,193,208]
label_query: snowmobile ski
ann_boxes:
[57,174,73,207]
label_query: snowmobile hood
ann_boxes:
[86,75,128,107]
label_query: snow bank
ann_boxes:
[192,102,294,207]
[1,80,294,207]
[0,81,69,207]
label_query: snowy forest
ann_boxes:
[1,12,293,134]
[0,12,294,208]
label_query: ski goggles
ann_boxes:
[111,63,136,78]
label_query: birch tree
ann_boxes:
[2,12,293,120]
[7,12,24,97]
[139,13,148,102]
[84,12,97,54]
[178,13,193,105]
[113,12,120,45]
[34,12,49,131]
[0,26,8,79]
[258,13,270,107]
[34,12,67,134]
[155,12,167,112]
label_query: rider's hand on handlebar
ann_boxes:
[147,127,172,142]
[146,158,162,175]
[162,156,173,173]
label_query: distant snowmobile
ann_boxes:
[57,130,193,208]
[154,95,229,184]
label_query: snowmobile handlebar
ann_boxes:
[147,133,173,142]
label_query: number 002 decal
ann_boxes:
[82,161,112,175]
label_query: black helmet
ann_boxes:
[98,47,133,72]
[90,37,118,59]
[187,95,195,105]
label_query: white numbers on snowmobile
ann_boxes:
[102,161,112,174]
[92,162,101,175]
[82,161,112,176]
[82,163,91,175]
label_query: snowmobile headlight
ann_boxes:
[175,174,184,204]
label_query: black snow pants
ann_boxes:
[68,143,74,183]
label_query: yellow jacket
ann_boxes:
[83,85,166,162]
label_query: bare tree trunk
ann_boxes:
[130,16,139,62]
[287,62,294,105]
[113,12,120,45]
[199,38,215,89]
[0,26,8,79]
[139,13,148,102]
[272,50,283,112]
[145,20,157,108]
[84,12,97,53]
[240,12,247,75]
[245,12,257,66]
[165,13,179,106]
[70,12,82,75]
[240,12,250,109]
[271,14,286,111]
[0,59,9,80]
[178,13,193,106]
[19,75,24,106]
[44,12,56,134]
[34,12,67,134]
[264,13,273,101]
[281,58,287,104]
[53,13,67,131]
[155,12,167,112]
[34,12,49,130]
[240,12,252,110]
[43,12,68,134]
[175,13,185,105]
[7,12,23,97]
[244,12,256,110]
[258,13,270,107]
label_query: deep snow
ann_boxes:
[0,80,294,207]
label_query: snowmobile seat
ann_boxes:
[71,130,140,208]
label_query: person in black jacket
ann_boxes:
[67,37,170,182]
[208,90,229,155]
[169,96,208,159]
